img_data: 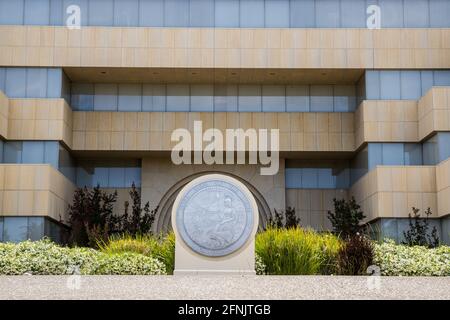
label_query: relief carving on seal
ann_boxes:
[176,180,254,257]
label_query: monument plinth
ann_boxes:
[171,174,259,275]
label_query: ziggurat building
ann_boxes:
[0,0,450,243]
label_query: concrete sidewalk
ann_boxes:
[0,276,449,300]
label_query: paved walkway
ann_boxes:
[0,276,448,300]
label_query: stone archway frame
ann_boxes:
[154,171,272,234]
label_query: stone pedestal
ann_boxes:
[171,174,259,275]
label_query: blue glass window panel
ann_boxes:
[5,68,26,98]
[93,167,109,187]
[334,85,356,112]
[63,0,89,26]
[214,85,238,112]
[3,218,28,243]
[0,140,3,163]
[240,0,264,27]
[315,0,340,28]
[44,141,59,168]
[368,144,382,169]
[290,0,315,27]
[420,71,434,96]
[265,0,289,27]
[166,85,189,112]
[404,0,429,27]
[94,84,118,111]
[365,71,380,100]
[285,168,302,189]
[437,132,450,162]
[336,168,350,188]
[22,141,45,163]
[125,167,141,187]
[310,85,333,112]
[189,0,214,27]
[0,0,24,24]
[114,0,139,26]
[139,0,163,26]
[286,85,309,112]
[58,144,75,181]
[24,0,50,25]
[215,0,239,27]
[302,168,318,188]
[26,69,47,98]
[400,71,421,100]
[164,0,189,27]
[118,84,142,111]
[142,84,166,111]
[28,217,45,240]
[423,135,438,165]
[382,143,404,165]
[0,68,5,92]
[89,0,113,26]
[190,85,214,112]
[318,168,336,188]
[262,85,286,112]
[433,71,450,86]
[3,142,22,163]
[238,85,262,112]
[0,217,3,241]
[71,83,94,110]
[50,0,64,25]
[108,167,125,188]
[76,167,92,187]
[47,69,63,98]
[379,0,404,27]
[351,146,368,184]
[430,0,450,27]
[380,71,401,99]
[404,143,423,165]
[340,0,366,27]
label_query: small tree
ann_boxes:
[118,183,158,235]
[67,185,118,247]
[267,207,300,229]
[402,207,439,248]
[327,197,365,239]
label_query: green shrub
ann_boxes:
[92,252,166,275]
[374,239,450,276]
[255,227,342,275]
[337,234,374,275]
[97,234,159,256]
[255,253,266,275]
[99,232,176,274]
[0,239,166,275]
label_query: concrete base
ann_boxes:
[173,235,256,275]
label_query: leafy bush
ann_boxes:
[92,252,166,275]
[327,197,365,239]
[255,253,266,275]
[267,207,300,229]
[337,234,374,275]
[0,239,166,275]
[99,232,175,274]
[403,207,440,248]
[255,227,342,275]
[374,239,450,276]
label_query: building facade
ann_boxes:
[0,0,450,244]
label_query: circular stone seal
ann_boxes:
[174,175,256,257]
